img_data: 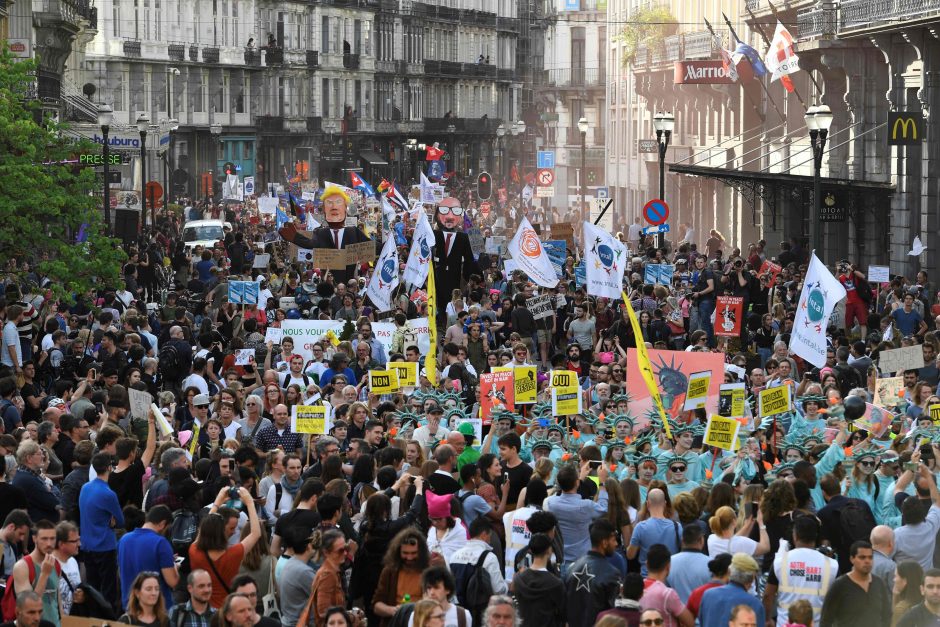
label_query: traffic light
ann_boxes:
[223,161,237,176]
[477,171,492,200]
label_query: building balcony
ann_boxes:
[307,117,322,132]
[306,50,320,67]
[839,0,940,36]
[189,45,199,61]
[743,0,813,18]
[497,68,517,82]
[202,47,220,63]
[797,5,838,41]
[265,48,284,65]
[497,17,521,33]
[633,29,720,69]
[343,53,361,69]
[257,115,285,132]
[243,48,261,65]
[424,117,499,133]
[123,39,141,57]
[544,67,605,88]
[169,43,186,61]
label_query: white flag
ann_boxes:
[789,253,846,368]
[764,22,800,83]
[419,172,436,204]
[507,217,559,288]
[367,237,400,312]
[403,211,435,288]
[582,222,627,299]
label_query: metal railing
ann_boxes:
[544,67,605,87]
[244,48,261,65]
[169,44,185,61]
[202,47,219,63]
[123,39,141,57]
[797,6,838,40]
[840,0,940,33]
[343,53,360,69]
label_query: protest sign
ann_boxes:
[264,327,283,344]
[715,296,744,337]
[874,376,905,408]
[878,345,924,375]
[552,223,574,247]
[704,415,741,450]
[291,404,328,434]
[279,320,346,363]
[369,370,400,394]
[544,240,567,279]
[495,366,538,405]
[526,295,555,320]
[371,318,431,356]
[930,403,940,424]
[758,385,792,417]
[718,383,747,418]
[683,371,711,410]
[868,265,890,283]
[228,281,260,305]
[388,362,418,388]
[129,388,152,420]
[550,370,581,416]
[234,349,255,366]
[252,254,271,269]
[468,227,485,255]
[480,370,515,424]
[312,248,348,270]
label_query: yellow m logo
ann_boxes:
[893,116,918,140]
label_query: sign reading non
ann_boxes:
[888,111,925,145]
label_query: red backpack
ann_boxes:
[1,554,61,621]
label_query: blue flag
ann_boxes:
[276,208,290,229]
[427,160,444,181]
[733,42,767,77]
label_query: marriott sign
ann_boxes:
[673,60,736,85]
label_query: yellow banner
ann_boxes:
[494,366,538,405]
[188,421,200,456]
[369,369,400,394]
[388,361,418,388]
[930,403,940,424]
[704,415,741,450]
[758,385,792,417]
[426,259,438,386]
[622,291,672,439]
[550,370,581,416]
[292,404,327,434]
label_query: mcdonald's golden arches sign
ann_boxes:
[888,111,925,145]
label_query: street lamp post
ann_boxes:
[447,123,456,176]
[509,122,520,185]
[137,113,150,229]
[98,104,113,233]
[163,119,178,209]
[495,124,506,183]
[578,116,588,221]
[652,111,675,249]
[805,104,833,255]
[210,122,222,205]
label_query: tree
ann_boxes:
[615,5,679,66]
[0,47,125,302]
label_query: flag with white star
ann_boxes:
[582,221,627,300]
[789,252,846,368]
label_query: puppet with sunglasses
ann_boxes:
[433,197,479,316]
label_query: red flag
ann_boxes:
[781,75,795,92]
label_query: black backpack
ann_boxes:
[839,498,877,546]
[169,508,198,554]
[159,343,184,383]
[454,550,493,613]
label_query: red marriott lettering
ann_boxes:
[673,60,736,84]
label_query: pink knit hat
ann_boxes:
[426,491,453,519]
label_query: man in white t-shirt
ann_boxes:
[765,516,838,627]
[408,566,471,627]
[413,405,450,449]
[53,521,83,615]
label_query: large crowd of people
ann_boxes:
[0,178,938,627]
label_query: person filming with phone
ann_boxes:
[545,458,609,573]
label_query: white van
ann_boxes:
[181,219,231,251]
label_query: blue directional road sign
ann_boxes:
[537,151,556,169]
[642,224,671,235]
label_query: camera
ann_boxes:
[837,262,849,273]
[733,259,743,269]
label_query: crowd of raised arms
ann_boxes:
[2,178,940,627]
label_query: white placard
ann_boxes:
[868,265,890,283]
[265,327,284,344]
[252,253,271,269]
[128,388,152,420]
[258,197,279,214]
[234,349,255,365]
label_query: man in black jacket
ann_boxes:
[563,519,622,627]
[433,198,479,317]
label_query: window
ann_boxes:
[217,73,228,113]
[322,16,329,52]
[243,141,253,160]
[112,71,126,111]
[322,77,329,118]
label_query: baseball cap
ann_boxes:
[193,394,211,407]
[457,422,475,437]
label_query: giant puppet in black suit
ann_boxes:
[278,185,372,284]
[433,197,479,316]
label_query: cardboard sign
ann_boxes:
[683,371,711,410]
[704,415,741,450]
[228,281,260,305]
[526,294,555,320]
[313,248,348,270]
[715,296,744,337]
[388,361,418,388]
[291,404,328,434]
[550,370,581,416]
[930,403,940,424]
[878,345,925,376]
[552,223,574,247]
[495,366,538,405]
[128,388,152,420]
[468,227,485,255]
[759,260,783,287]
[853,402,893,437]
[252,253,271,269]
[346,240,377,264]
[485,236,507,255]
[480,370,515,423]
[758,385,792,417]
[868,265,890,283]
[264,327,284,344]
[369,369,400,394]
[234,349,255,366]
[718,383,747,418]
[874,376,905,408]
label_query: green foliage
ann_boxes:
[0,47,125,302]
[615,5,679,65]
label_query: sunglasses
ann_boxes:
[859,460,876,468]
[669,466,687,473]
[641,620,664,626]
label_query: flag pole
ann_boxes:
[745,6,806,107]
[767,0,825,94]
[704,18,767,123]
[722,13,787,123]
